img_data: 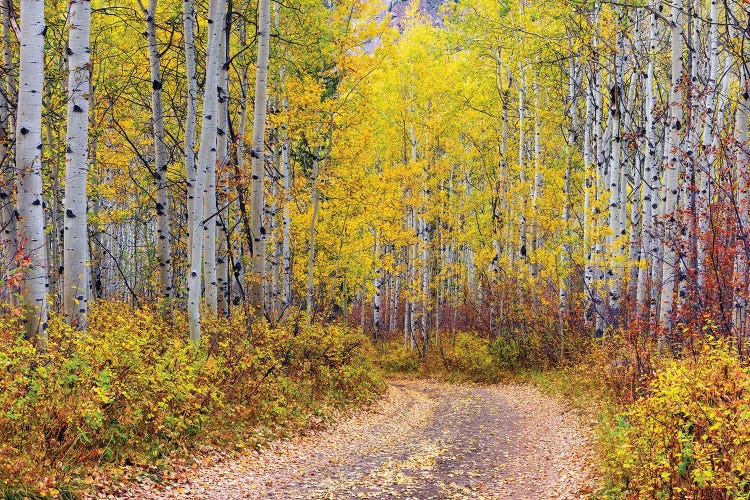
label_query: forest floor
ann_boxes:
[104,380,599,499]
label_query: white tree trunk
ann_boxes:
[139,0,172,302]
[63,0,91,328]
[518,63,527,263]
[16,0,48,347]
[0,0,17,306]
[607,14,625,322]
[636,0,660,318]
[373,234,383,339]
[733,69,750,339]
[250,0,271,316]
[281,75,292,307]
[530,77,542,279]
[420,216,430,350]
[188,0,223,342]
[183,0,197,265]
[696,0,719,295]
[583,65,595,327]
[560,54,576,317]
[658,0,685,337]
[202,0,227,315]
[216,17,230,317]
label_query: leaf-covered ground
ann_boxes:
[106,380,598,499]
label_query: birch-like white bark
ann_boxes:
[63,0,91,327]
[281,68,292,307]
[250,0,272,315]
[306,153,320,324]
[637,0,660,317]
[183,0,197,265]
[202,0,227,315]
[373,234,383,339]
[139,0,172,302]
[16,0,48,346]
[732,67,750,339]
[0,0,17,305]
[188,0,223,342]
[216,11,230,316]
[658,0,684,337]
[696,0,719,295]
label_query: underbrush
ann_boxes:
[527,336,750,499]
[375,331,533,383]
[598,342,750,499]
[378,329,750,498]
[375,325,594,383]
[0,302,383,497]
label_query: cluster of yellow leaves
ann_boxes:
[0,302,383,496]
[602,343,750,498]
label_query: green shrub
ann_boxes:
[0,302,383,496]
[489,335,525,369]
[375,333,510,383]
[376,341,422,373]
[441,333,501,382]
[601,343,750,499]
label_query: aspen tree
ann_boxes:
[732,62,749,338]
[281,69,292,307]
[138,0,172,303]
[16,0,48,346]
[637,0,660,318]
[696,0,720,295]
[183,0,197,264]
[188,0,223,342]
[530,76,542,279]
[560,53,577,322]
[583,63,595,327]
[202,0,228,315]
[307,151,320,324]
[250,0,272,316]
[0,0,17,305]
[658,0,685,337]
[63,0,91,327]
[420,216,429,351]
[373,233,383,339]
[216,6,231,316]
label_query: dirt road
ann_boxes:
[112,380,598,499]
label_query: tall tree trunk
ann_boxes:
[0,0,17,306]
[607,12,625,324]
[216,5,230,316]
[63,0,91,328]
[188,0,223,342]
[139,0,172,303]
[183,0,197,265]
[16,0,48,347]
[249,0,271,316]
[281,67,292,307]
[658,0,685,339]
[202,0,228,315]
[517,63,527,264]
[373,233,382,340]
[637,0,660,319]
[696,0,719,296]
[733,68,750,340]
[420,215,430,353]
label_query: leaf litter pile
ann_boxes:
[104,380,598,499]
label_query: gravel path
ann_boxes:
[108,380,598,499]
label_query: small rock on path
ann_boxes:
[110,380,598,499]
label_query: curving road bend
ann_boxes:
[111,380,598,499]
